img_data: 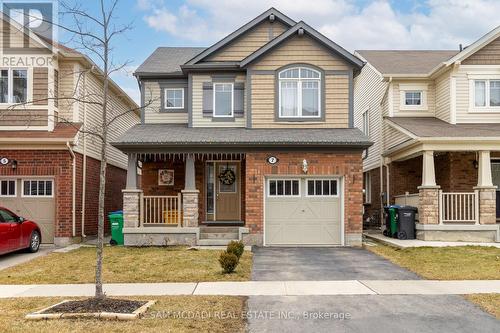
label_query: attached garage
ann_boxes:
[264,177,343,246]
[0,178,55,243]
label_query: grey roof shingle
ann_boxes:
[112,124,371,148]
[388,117,500,137]
[135,47,206,75]
[357,50,459,75]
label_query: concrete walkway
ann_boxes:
[0,245,55,271]
[364,231,500,248]
[0,280,499,298]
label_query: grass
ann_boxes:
[367,244,500,280]
[465,294,500,319]
[0,296,246,333]
[0,246,252,284]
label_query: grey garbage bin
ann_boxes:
[397,206,417,240]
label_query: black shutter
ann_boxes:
[202,82,213,117]
[234,82,244,117]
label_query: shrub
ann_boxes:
[219,252,239,274]
[226,240,245,259]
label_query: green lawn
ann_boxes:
[0,296,246,333]
[0,246,252,284]
[368,244,500,280]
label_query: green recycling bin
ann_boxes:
[388,205,400,238]
[109,210,124,245]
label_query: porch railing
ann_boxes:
[439,190,479,224]
[140,194,182,227]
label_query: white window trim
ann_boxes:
[278,67,321,119]
[0,67,29,105]
[364,173,371,204]
[21,179,54,198]
[213,82,234,118]
[398,83,428,111]
[362,109,370,136]
[164,88,184,109]
[469,77,500,113]
[267,179,301,197]
[305,179,339,198]
[0,179,16,197]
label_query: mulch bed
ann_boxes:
[43,298,147,314]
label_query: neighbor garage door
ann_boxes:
[0,178,55,243]
[265,177,342,246]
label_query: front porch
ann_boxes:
[387,150,500,242]
[122,152,250,246]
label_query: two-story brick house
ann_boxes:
[0,15,139,245]
[354,26,500,243]
[114,8,371,247]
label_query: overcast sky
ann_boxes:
[65,0,500,104]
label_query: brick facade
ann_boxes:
[245,151,364,241]
[0,149,126,242]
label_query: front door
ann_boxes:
[215,162,240,221]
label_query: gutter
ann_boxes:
[81,73,87,239]
[66,141,76,238]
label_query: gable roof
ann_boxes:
[184,8,296,65]
[444,25,500,66]
[135,47,206,76]
[241,21,364,68]
[356,50,458,76]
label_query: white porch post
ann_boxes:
[182,154,199,227]
[418,150,440,225]
[474,151,497,224]
[126,153,138,189]
[123,153,142,230]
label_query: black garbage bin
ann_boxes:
[397,206,417,240]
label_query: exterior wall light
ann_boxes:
[302,159,308,174]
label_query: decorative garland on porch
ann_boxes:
[218,168,236,185]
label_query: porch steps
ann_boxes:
[198,227,240,245]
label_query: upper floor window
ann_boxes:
[213,83,233,117]
[362,109,369,136]
[474,79,500,108]
[278,67,321,118]
[399,83,428,111]
[0,68,27,104]
[405,91,422,106]
[164,88,184,109]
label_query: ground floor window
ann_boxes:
[364,172,371,204]
[22,179,53,197]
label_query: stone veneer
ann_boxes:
[476,187,497,224]
[418,187,440,224]
[182,190,199,227]
[123,189,141,228]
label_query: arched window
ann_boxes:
[278,66,321,118]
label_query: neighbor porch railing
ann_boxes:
[439,190,479,224]
[140,194,182,227]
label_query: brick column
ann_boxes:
[182,190,199,227]
[123,189,142,228]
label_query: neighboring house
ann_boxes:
[113,8,371,247]
[0,16,139,245]
[354,27,500,243]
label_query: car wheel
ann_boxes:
[28,231,41,253]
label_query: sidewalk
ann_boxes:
[1,280,499,298]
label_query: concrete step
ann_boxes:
[199,232,239,240]
[199,227,240,233]
[197,239,237,246]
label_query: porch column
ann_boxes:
[123,153,142,228]
[182,154,199,227]
[418,151,440,224]
[474,151,497,224]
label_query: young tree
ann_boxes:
[1,0,154,299]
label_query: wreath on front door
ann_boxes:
[218,168,236,185]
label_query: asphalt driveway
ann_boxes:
[251,247,419,280]
[0,245,54,271]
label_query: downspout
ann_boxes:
[67,141,76,237]
[81,72,87,238]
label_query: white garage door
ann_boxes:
[0,178,55,243]
[265,177,342,246]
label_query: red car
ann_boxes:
[0,207,41,255]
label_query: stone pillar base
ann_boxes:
[182,190,199,227]
[418,186,440,224]
[123,189,142,228]
[474,186,497,224]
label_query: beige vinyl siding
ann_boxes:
[435,70,451,122]
[381,87,390,117]
[32,67,48,105]
[143,81,188,124]
[191,74,246,127]
[383,122,412,151]
[353,63,387,171]
[0,109,47,126]
[250,35,351,71]
[463,36,500,65]
[392,81,436,117]
[205,20,288,62]
[57,61,75,122]
[454,67,500,123]
[0,22,46,49]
